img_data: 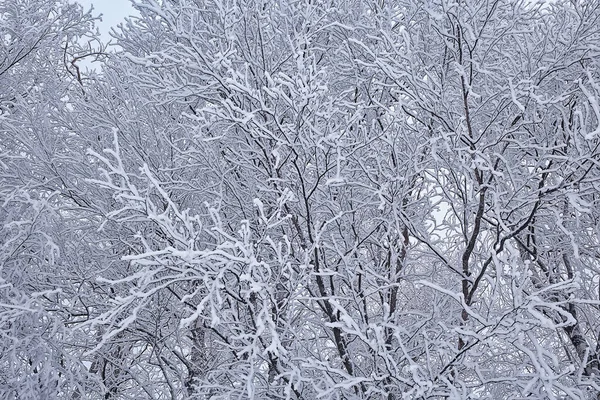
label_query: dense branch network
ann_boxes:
[2,0,600,399]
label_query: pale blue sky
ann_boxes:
[77,0,136,42]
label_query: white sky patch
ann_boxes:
[77,0,137,43]
[71,0,138,71]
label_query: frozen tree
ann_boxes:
[3,0,600,399]
[0,0,106,398]
[77,0,600,398]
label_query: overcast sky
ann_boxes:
[77,0,136,42]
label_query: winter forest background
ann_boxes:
[2,0,600,398]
